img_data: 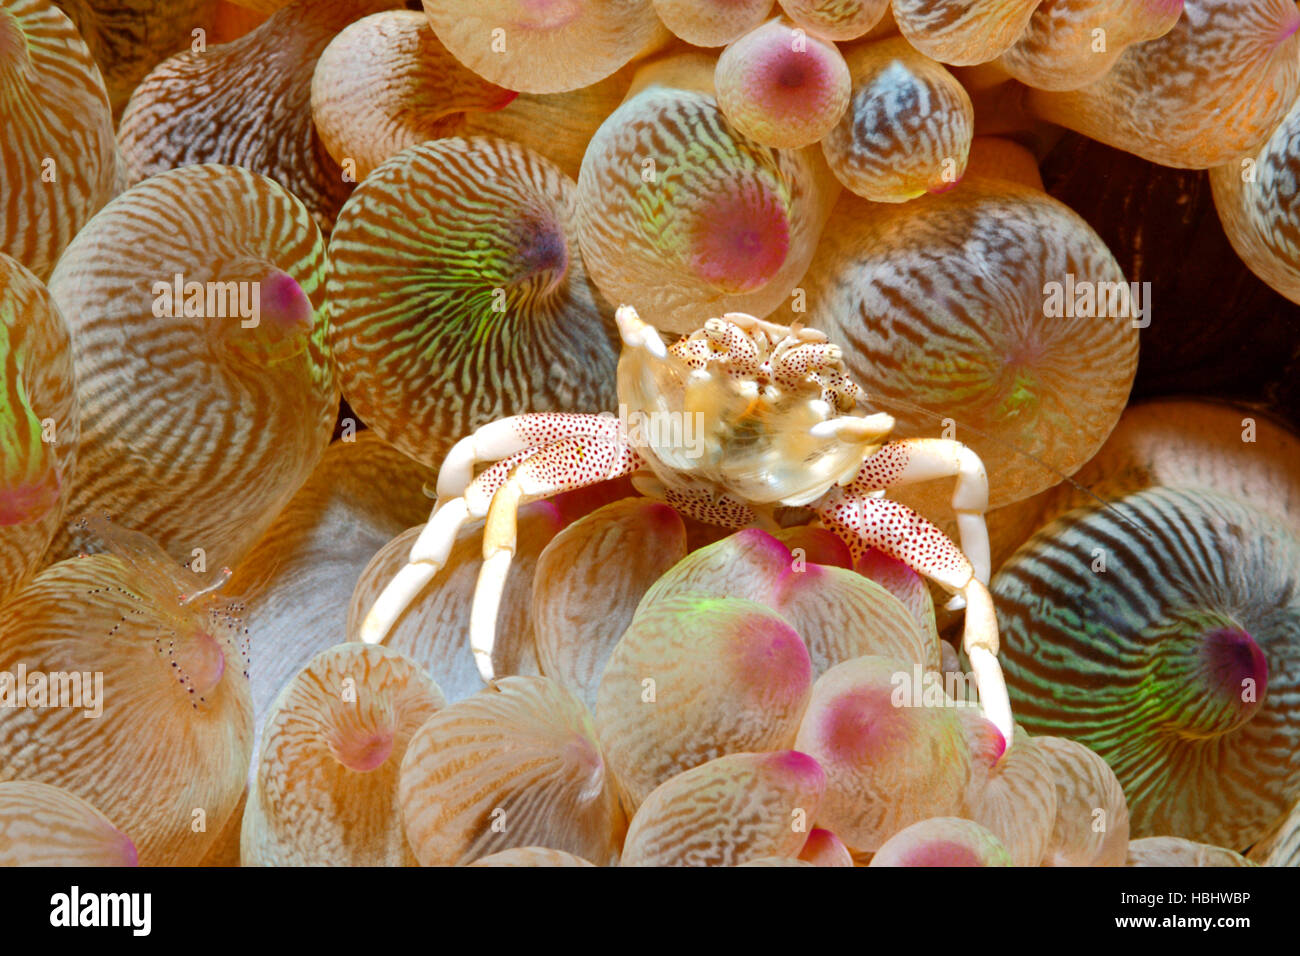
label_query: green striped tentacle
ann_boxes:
[0,253,77,600]
[994,485,1300,850]
[327,136,620,469]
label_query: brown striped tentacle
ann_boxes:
[0,0,121,279]
[0,523,253,866]
[0,781,136,865]
[1211,93,1300,306]
[1027,0,1300,169]
[242,642,445,865]
[998,0,1183,92]
[995,486,1300,850]
[116,0,398,234]
[652,0,775,47]
[781,179,1138,514]
[310,10,517,182]
[47,163,338,571]
[576,78,838,334]
[54,0,221,116]
[399,675,626,866]
[820,36,974,202]
[891,0,1043,66]
[422,0,663,94]
[777,0,889,42]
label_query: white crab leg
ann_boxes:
[817,492,1014,750]
[437,413,627,499]
[844,438,992,609]
[469,435,640,680]
[359,487,486,646]
[362,413,629,649]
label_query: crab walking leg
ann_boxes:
[437,413,627,499]
[364,413,634,645]
[847,439,992,583]
[470,435,641,681]
[359,448,535,646]
[817,493,1014,749]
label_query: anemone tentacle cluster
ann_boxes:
[0,0,1296,874]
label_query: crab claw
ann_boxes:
[615,304,667,359]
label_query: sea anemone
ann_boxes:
[242,642,445,865]
[1210,93,1300,305]
[399,675,626,865]
[0,781,136,865]
[422,0,663,95]
[620,750,826,866]
[0,0,121,279]
[327,137,619,470]
[576,67,839,334]
[868,816,1013,866]
[653,0,775,47]
[117,0,396,233]
[820,36,974,202]
[782,178,1138,514]
[891,0,1043,67]
[46,163,337,570]
[310,10,517,183]
[995,485,1300,851]
[0,518,252,865]
[596,592,814,807]
[1026,0,1300,169]
[793,654,973,853]
[998,0,1184,92]
[777,0,889,41]
[227,432,435,781]
[715,17,852,150]
[0,254,77,601]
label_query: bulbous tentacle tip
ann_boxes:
[0,8,28,68]
[0,466,61,526]
[257,268,314,335]
[1178,623,1270,735]
[329,729,395,773]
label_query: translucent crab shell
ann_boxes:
[615,312,894,507]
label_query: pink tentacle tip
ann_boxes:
[688,188,791,293]
[0,468,61,526]
[118,833,140,867]
[1201,627,1268,703]
[768,749,826,786]
[974,715,1008,764]
[928,174,963,195]
[738,618,812,696]
[332,731,395,773]
[902,840,984,867]
[258,270,315,335]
